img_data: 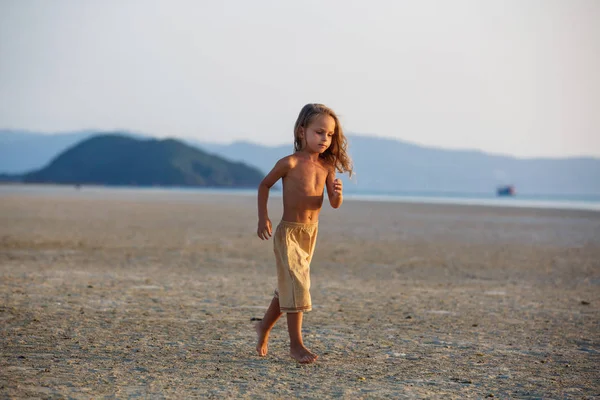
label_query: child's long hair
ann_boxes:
[293,103,353,176]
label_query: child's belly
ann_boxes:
[282,192,324,223]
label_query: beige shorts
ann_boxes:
[273,220,319,313]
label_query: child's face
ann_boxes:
[301,114,336,154]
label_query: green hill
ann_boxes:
[23,134,264,187]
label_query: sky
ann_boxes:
[0,0,599,158]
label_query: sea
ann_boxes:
[1,184,599,212]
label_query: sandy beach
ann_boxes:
[1,186,599,398]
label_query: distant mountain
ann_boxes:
[23,134,263,187]
[3,130,599,195]
[344,136,600,195]
[0,130,96,173]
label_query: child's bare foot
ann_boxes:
[255,321,269,356]
[290,344,318,364]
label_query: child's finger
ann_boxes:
[258,228,268,240]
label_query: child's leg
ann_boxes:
[255,296,282,356]
[287,312,318,363]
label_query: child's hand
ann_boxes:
[257,218,272,240]
[333,178,343,197]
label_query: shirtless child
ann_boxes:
[255,103,353,363]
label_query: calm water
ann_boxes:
[343,191,600,211]
[2,184,600,212]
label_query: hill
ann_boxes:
[23,134,264,187]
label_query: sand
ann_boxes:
[1,186,599,398]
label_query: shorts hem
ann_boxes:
[280,305,312,313]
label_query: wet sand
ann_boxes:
[1,187,599,398]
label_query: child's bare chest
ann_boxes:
[286,163,328,195]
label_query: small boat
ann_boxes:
[496,185,515,197]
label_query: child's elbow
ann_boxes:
[258,180,270,190]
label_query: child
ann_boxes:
[255,103,353,363]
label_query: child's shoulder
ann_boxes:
[275,154,300,168]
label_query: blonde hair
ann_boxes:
[293,103,353,176]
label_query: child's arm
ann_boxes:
[325,169,343,209]
[257,157,292,240]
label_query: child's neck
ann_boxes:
[296,148,320,162]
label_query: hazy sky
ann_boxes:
[1,1,599,158]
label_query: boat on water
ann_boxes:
[497,185,515,197]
